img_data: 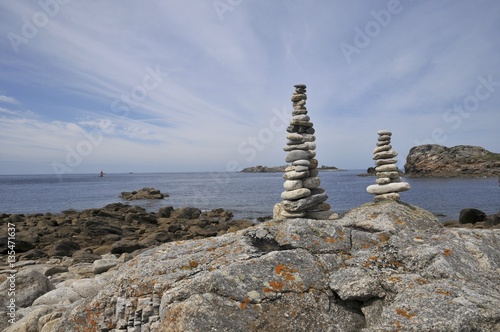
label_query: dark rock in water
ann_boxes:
[120,187,168,200]
[405,144,500,177]
[459,208,487,224]
[158,206,174,218]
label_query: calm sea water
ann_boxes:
[0,171,498,222]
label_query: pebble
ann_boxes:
[281,188,311,200]
[283,170,309,180]
[284,180,303,190]
[285,150,314,162]
[292,159,310,167]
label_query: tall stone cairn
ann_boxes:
[273,84,338,220]
[366,130,410,202]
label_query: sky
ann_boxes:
[0,0,499,175]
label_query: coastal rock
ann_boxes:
[0,270,54,308]
[23,201,499,332]
[47,241,81,258]
[120,187,168,200]
[404,144,500,177]
[459,208,487,224]
[240,165,287,173]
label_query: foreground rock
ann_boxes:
[120,187,168,200]
[5,201,499,331]
[404,144,500,177]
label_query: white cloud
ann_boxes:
[0,0,499,174]
[0,95,19,104]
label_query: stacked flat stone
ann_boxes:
[274,84,337,220]
[366,130,410,202]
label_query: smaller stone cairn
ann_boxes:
[274,84,338,220]
[366,130,410,202]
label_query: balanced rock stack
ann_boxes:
[274,84,338,220]
[366,130,410,202]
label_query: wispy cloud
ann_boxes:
[0,0,499,174]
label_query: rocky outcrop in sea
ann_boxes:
[120,187,168,200]
[240,165,287,173]
[3,201,499,331]
[404,144,500,177]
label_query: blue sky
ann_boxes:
[1,0,499,175]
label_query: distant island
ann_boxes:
[240,165,340,173]
[404,144,500,177]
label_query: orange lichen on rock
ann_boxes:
[436,289,452,296]
[415,277,428,285]
[275,264,297,281]
[240,296,250,309]
[443,248,453,256]
[396,308,416,319]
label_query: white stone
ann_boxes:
[284,180,303,190]
[292,114,310,122]
[375,158,397,166]
[283,142,316,151]
[376,171,400,179]
[377,130,392,136]
[366,182,410,195]
[283,170,309,180]
[92,259,119,274]
[292,159,310,167]
[301,134,316,142]
[281,188,311,200]
[378,135,391,142]
[287,133,305,141]
[294,165,309,172]
[286,150,314,162]
[375,164,398,172]
[376,177,392,185]
[373,145,392,153]
[373,150,398,160]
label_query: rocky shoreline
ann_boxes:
[1,200,499,331]
[0,201,260,330]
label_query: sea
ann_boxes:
[0,170,498,222]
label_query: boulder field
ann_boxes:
[2,201,499,331]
